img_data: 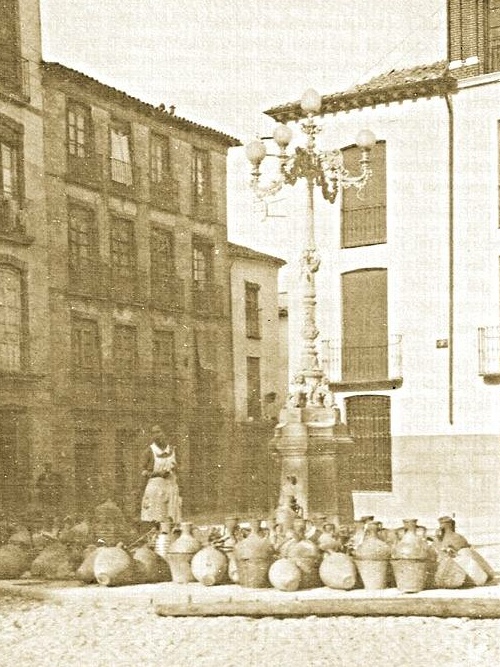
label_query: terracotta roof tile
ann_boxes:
[41,61,241,147]
[266,61,457,122]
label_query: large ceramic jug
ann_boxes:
[319,551,357,590]
[268,558,301,592]
[391,519,429,593]
[93,544,135,586]
[191,544,228,586]
[234,519,274,588]
[354,521,391,590]
[0,544,31,579]
[167,522,201,584]
[287,518,322,589]
[133,545,171,583]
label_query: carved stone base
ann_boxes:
[273,406,355,525]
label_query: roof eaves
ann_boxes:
[227,242,287,267]
[41,61,241,147]
[265,62,457,123]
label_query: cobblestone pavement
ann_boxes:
[1,590,500,667]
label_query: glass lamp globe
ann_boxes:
[300,88,322,115]
[273,123,293,149]
[356,129,377,150]
[245,139,267,166]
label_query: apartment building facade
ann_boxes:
[265,0,500,540]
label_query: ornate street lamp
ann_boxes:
[245,88,376,405]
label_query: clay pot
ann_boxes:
[391,519,430,593]
[317,525,341,553]
[0,544,31,579]
[133,545,171,583]
[435,517,469,553]
[287,539,322,589]
[93,544,135,586]
[434,553,467,589]
[268,558,301,592]
[167,522,201,584]
[76,545,100,584]
[154,531,174,562]
[354,521,391,590]
[454,547,489,586]
[319,552,357,590]
[191,545,228,586]
[234,520,274,588]
[30,542,75,580]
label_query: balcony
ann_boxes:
[68,261,109,299]
[341,204,386,248]
[191,283,224,318]
[66,153,103,190]
[150,276,185,312]
[192,192,217,223]
[150,177,180,212]
[0,198,32,242]
[478,326,500,382]
[107,375,178,409]
[320,334,403,391]
[0,57,30,102]
[108,158,138,198]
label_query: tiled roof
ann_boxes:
[227,242,286,267]
[41,61,241,147]
[265,61,457,123]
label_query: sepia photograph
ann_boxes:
[1,0,500,664]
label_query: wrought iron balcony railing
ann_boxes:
[320,334,403,386]
[341,204,386,248]
[150,276,185,312]
[110,157,134,186]
[0,198,25,237]
[191,283,224,318]
[192,192,217,222]
[150,176,180,212]
[0,57,30,101]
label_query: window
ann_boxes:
[110,123,133,185]
[341,141,386,248]
[192,240,213,290]
[153,330,175,379]
[0,120,23,235]
[150,134,170,185]
[345,395,392,491]
[151,227,174,286]
[0,265,22,372]
[488,1,500,72]
[71,317,100,377]
[0,0,22,96]
[194,330,217,404]
[110,218,136,300]
[246,356,261,420]
[245,282,261,338]
[68,204,97,289]
[67,102,91,159]
[1,141,18,199]
[192,147,212,217]
[113,325,137,379]
[341,268,388,382]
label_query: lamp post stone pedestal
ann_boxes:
[273,405,355,526]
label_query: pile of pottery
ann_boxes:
[0,507,495,592]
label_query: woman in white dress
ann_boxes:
[140,425,181,530]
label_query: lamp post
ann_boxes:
[246,88,376,405]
